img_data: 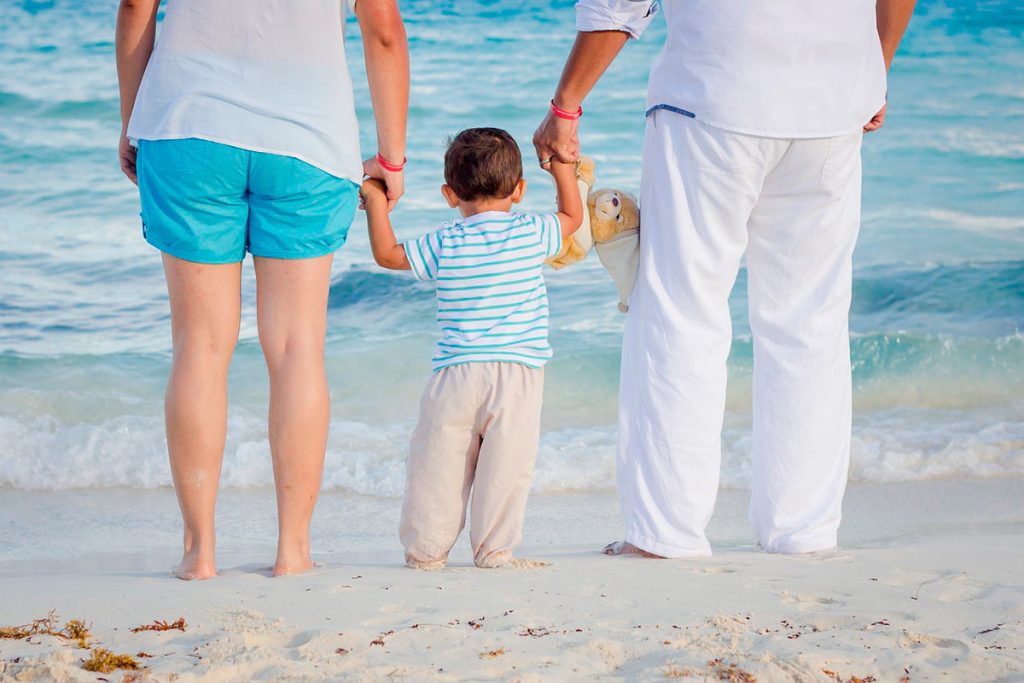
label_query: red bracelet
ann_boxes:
[376,153,406,172]
[550,99,583,120]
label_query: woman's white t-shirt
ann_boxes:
[127,0,363,182]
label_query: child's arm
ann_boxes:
[361,179,411,270]
[550,159,585,238]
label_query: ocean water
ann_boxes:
[0,0,1021,496]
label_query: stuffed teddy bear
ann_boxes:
[590,188,640,313]
[545,157,640,312]
[545,156,596,269]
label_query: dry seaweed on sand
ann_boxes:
[707,659,757,683]
[480,647,506,658]
[130,617,186,634]
[664,664,696,678]
[823,670,878,683]
[82,648,140,673]
[518,626,553,638]
[0,611,92,648]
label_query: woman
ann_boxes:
[115,0,408,579]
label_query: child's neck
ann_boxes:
[457,197,514,218]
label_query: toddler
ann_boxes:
[360,127,583,568]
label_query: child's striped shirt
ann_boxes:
[404,211,562,371]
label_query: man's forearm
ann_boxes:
[552,31,630,110]
[877,0,916,70]
[115,0,158,129]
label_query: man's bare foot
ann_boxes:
[602,541,666,559]
[171,550,217,580]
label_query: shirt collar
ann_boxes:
[461,210,513,226]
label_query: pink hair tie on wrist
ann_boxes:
[550,99,583,120]
[376,153,406,172]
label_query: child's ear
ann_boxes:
[510,178,527,204]
[441,184,460,208]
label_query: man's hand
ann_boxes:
[863,103,887,133]
[533,109,580,168]
[534,30,630,170]
[362,156,404,212]
[119,128,138,184]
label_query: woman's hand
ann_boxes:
[362,155,404,211]
[863,103,887,133]
[533,109,580,168]
[119,128,138,184]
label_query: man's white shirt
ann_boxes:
[576,0,887,138]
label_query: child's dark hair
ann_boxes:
[444,127,523,201]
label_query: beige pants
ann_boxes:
[399,362,544,569]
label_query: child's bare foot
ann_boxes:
[171,550,217,580]
[503,558,549,569]
[406,558,447,570]
[602,541,665,559]
[474,551,549,569]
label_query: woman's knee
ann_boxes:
[259,332,325,373]
[172,328,238,367]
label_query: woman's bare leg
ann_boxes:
[254,254,334,576]
[162,253,242,580]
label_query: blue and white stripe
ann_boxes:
[405,211,562,371]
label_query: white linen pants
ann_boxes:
[619,111,863,557]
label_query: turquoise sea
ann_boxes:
[0,0,1021,495]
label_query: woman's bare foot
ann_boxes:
[602,541,666,559]
[172,549,217,580]
[272,549,316,577]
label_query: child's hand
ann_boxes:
[360,178,388,211]
[546,157,578,179]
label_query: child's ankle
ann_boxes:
[405,556,447,570]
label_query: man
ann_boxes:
[534,0,915,557]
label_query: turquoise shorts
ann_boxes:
[136,138,359,264]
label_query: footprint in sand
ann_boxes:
[899,630,969,656]
[287,630,320,648]
[781,590,843,608]
[696,565,738,574]
[934,574,993,603]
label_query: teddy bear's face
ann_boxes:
[589,189,640,243]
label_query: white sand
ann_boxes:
[1,480,1022,682]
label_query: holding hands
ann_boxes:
[362,152,405,212]
[533,100,582,170]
